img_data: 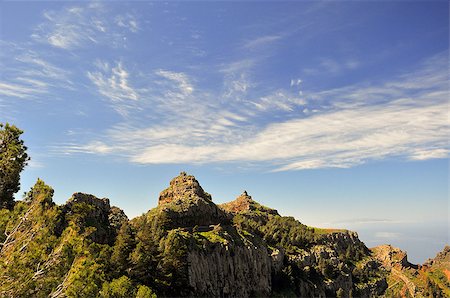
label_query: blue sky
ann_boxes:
[1,1,448,263]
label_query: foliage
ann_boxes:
[111,222,136,276]
[136,285,157,298]
[101,276,136,298]
[0,123,30,209]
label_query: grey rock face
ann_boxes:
[187,243,272,297]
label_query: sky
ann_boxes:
[0,1,448,263]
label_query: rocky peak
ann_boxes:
[371,244,412,269]
[154,173,230,228]
[220,191,279,215]
[158,172,212,205]
[220,191,254,213]
[67,192,111,210]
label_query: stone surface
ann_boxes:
[187,241,272,297]
[158,172,212,205]
[156,172,230,228]
[371,244,412,269]
[220,191,279,215]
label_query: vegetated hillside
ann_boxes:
[371,244,449,297]
[0,172,447,297]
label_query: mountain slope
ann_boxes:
[372,244,449,297]
[0,172,447,297]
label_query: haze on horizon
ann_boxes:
[0,1,448,264]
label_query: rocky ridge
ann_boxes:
[1,172,448,297]
[142,172,388,297]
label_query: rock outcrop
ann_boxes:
[158,171,212,205]
[371,244,449,297]
[63,192,126,244]
[3,173,446,297]
[220,191,279,215]
[149,173,388,297]
[371,244,413,269]
[156,172,230,228]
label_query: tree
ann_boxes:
[111,222,136,276]
[0,123,30,209]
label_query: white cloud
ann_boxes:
[156,70,194,95]
[250,90,306,112]
[88,61,139,100]
[32,4,139,50]
[0,82,44,98]
[0,47,72,99]
[115,13,139,33]
[410,149,449,161]
[57,53,449,171]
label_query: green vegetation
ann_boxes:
[0,123,30,209]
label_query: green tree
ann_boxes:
[0,123,29,209]
[101,276,136,298]
[111,222,136,276]
[136,285,157,298]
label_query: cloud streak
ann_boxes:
[0,44,72,99]
[32,4,139,50]
[88,61,139,103]
[56,51,449,171]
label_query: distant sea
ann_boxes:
[349,220,448,264]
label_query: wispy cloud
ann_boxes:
[156,70,194,96]
[88,62,139,101]
[31,4,139,50]
[250,90,306,112]
[55,52,449,171]
[243,34,283,49]
[0,44,72,99]
[115,13,139,33]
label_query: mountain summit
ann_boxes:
[158,171,212,205]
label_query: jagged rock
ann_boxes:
[158,171,212,205]
[109,206,128,231]
[63,192,115,244]
[156,172,230,228]
[371,244,412,269]
[220,191,278,215]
